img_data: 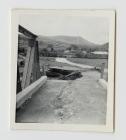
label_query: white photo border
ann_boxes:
[10,9,116,132]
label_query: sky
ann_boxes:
[19,13,109,45]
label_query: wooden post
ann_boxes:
[100,63,105,79]
[25,43,35,87]
[32,41,41,82]
[42,65,46,75]
[35,41,41,79]
[32,43,38,82]
[21,47,31,89]
[16,64,22,94]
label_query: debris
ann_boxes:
[46,67,82,80]
[60,71,82,80]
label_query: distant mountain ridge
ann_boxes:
[37,35,109,52]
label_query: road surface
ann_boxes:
[56,58,94,69]
[16,71,107,124]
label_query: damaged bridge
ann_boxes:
[16,25,107,124]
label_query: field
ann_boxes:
[39,57,108,68]
[39,57,70,68]
[67,58,108,68]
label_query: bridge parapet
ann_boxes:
[17,25,41,93]
[17,25,46,108]
[16,76,47,109]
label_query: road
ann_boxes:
[56,57,94,69]
[16,70,107,124]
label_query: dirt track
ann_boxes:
[56,57,94,69]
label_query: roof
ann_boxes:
[19,25,37,39]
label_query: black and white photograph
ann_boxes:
[11,10,115,132]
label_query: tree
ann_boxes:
[75,50,84,58]
[48,44,54,52]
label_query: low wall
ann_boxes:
[98,79,108,90]
[16,76,47,109]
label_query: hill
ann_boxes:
[37,35,109,52]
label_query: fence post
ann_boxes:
[100,63,105,79]
[42,65,46,75]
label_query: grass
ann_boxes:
[39,57,72,68]
[67,58,108,68]
[40,57,108,68]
